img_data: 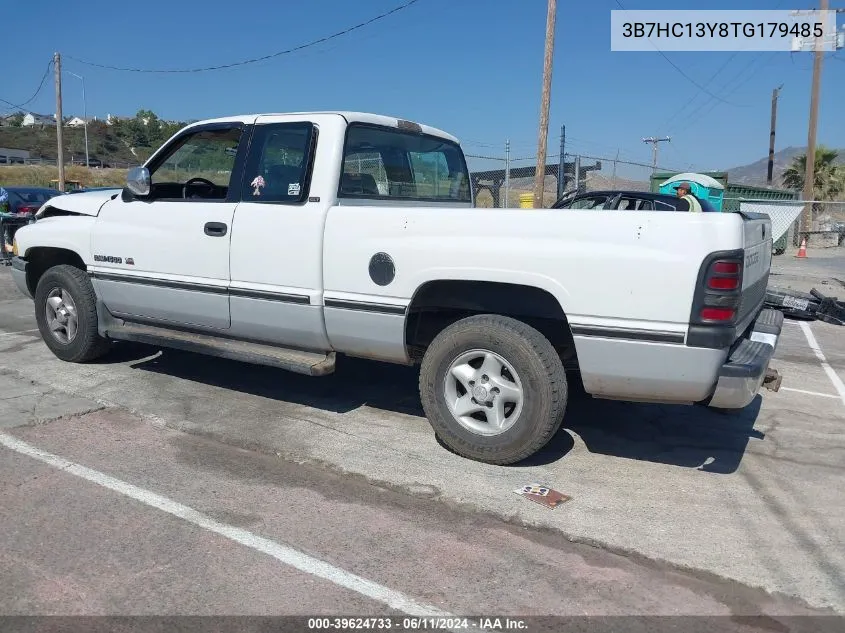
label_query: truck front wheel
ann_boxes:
[34,265,110,363]
[419,314,568,465]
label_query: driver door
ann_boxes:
[91,122,249,330]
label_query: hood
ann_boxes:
[36,189,122,218]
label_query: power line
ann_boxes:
[660,52,738,130]
[612,0,745,106]
[566,151,682,172]
[654,0,790,139]
[0,59,54,111]
[66,0,423,73]
[667,52,773,135]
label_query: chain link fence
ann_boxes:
[468,151,680,208]
[467,150,843,252]
[733,199,845,251]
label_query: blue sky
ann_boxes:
[2,0,843,176]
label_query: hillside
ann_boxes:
[725,146,845,188]
[0,110,187,166]
[0,124,138,165]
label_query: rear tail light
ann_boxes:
[692,254,744,325]
[700,307,736,321]
[17,205,38,214]
[711,261,740,275]
[708,276,739,290]
[705,258,742,292]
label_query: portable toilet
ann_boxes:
[658,172,725,211]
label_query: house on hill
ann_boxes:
[22,112,56,127]
[106,114,132,125]
[66,116,93,127]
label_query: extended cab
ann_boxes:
[10,112,783,464]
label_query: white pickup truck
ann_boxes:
[10,111,783,464]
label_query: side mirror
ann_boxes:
[126,166,151,197]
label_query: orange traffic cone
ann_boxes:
[795,237,807,259]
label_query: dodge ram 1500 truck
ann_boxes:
[10,111,783,464]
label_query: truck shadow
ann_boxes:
[113,343,763,474]
[523,377,764,473]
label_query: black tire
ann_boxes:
[34,265,110,363]
[419,314,567,465]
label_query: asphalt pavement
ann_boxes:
[1,263,844,627]
[769,247,845,294]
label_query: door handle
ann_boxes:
[204,222,228,237]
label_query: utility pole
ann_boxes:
[53,52,64,192]
[800,0,828,235]
[574,155,581,193]
[767,85,783,185]
[642,136,671,173]
[533,0,557,208]
[66,71,89,168]
[504,139,510,208]
[556,125,565,199]
[611,149,620,189]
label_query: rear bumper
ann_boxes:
[705,308,783,409]
[10,256,31,299]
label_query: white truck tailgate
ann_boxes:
[741,213,773,291]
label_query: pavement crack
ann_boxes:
[0,392,45,401]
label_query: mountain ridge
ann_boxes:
[725,145,845,188]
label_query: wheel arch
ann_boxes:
[23,247,87,297]
[404,278,579,369]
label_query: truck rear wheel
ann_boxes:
[34,265,110,363]
[419,314,567,465]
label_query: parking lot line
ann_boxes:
[0,328,38,336]
[0,431,458,622]
[798,321,845,408]
[780,387,841,399]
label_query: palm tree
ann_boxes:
[782,146,844,201]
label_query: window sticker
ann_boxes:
[250,175,266,196]
[288,183,301,196]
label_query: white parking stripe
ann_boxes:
[0,432,462,623]
[798,321,845,408]
[0,329,38,337]
[781,387,840,399]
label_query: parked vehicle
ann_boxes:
[1,187,63,215]
[9,111,782,464]
[66,187,123,195]
[49,179,83,193]
[553,190,717,212]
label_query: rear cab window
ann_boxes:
[339,124,471,203]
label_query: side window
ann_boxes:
[618,197,653,210]
[569,196,607,209]
[340,124,471,202]
[241,122,315,203]
[654,200,676,211]
[149,126,243,201]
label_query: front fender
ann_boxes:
[17,216,94,264]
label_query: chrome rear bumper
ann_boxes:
[706,309,783,409]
